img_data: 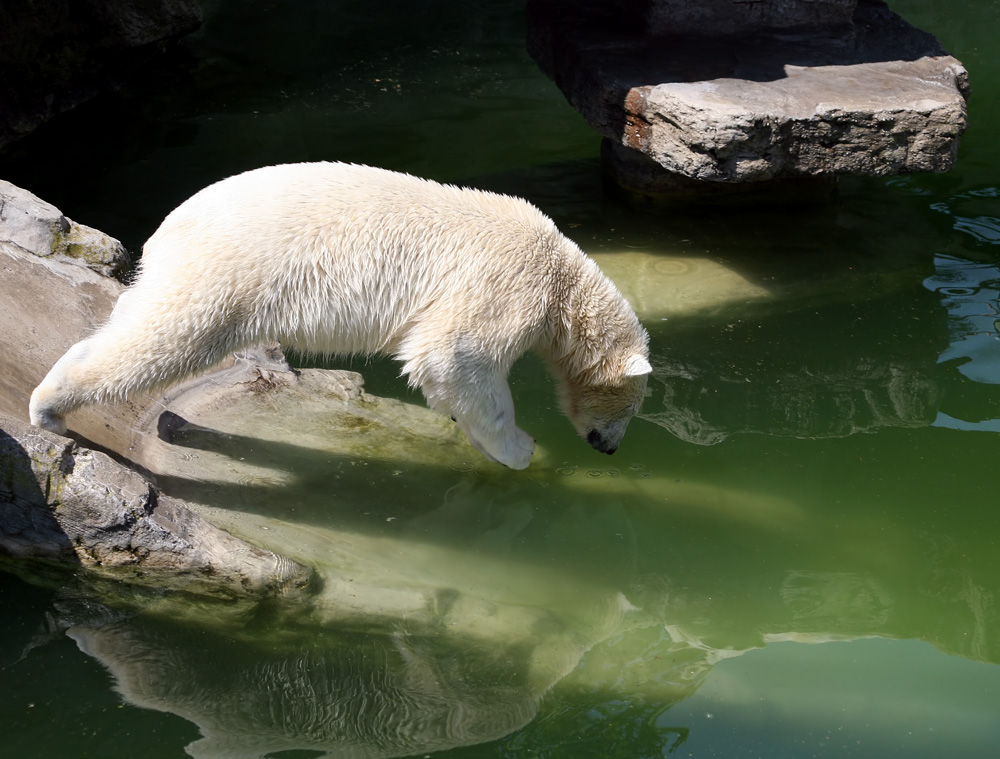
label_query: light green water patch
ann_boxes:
[508,637,1000,759]
[665,638,1000,758]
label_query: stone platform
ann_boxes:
[528,0,970,193]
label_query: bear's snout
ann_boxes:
[586,429,617,455]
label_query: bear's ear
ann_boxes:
[623,354,653,377]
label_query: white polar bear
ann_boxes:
[29,162,651,469]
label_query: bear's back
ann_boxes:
[138,163,573,355]
[146,163,562,276]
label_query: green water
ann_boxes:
[2,1,999,757]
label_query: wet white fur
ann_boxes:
[29,162,651,469]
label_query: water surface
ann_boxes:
[2,1,998,757]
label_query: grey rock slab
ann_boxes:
[630,56,969,182]
[528,0,969,184]
[129,350,490,487]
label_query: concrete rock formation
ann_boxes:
[1,415,313,597]
[528,0,970,194]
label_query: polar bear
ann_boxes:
[30,162,651,469]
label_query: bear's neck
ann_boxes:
[539,255,632,386]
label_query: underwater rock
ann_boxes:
[527,0,970,193]
[0,414,312,597]
[588,250,771,319]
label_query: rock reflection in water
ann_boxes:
[578,245,947,446]
[925,252,1000,385]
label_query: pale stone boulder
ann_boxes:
[0,180,131,278]
[0,179,132,277]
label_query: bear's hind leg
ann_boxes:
[30,309,243,434]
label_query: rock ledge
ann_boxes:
[528,0,970,192]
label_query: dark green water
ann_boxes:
[2,1,999,757]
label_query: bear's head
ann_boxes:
[560,353,652,455]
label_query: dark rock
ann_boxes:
[627,0,860,37]
[0,0,202,148]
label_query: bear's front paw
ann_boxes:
[497,428,535,470]
[455,416,535,469]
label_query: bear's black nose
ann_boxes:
[586,429,617,454]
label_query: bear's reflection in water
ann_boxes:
[55,480,654,759]
[69,622,531,759]
[66,587,633,759]
[52,461,997,759]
